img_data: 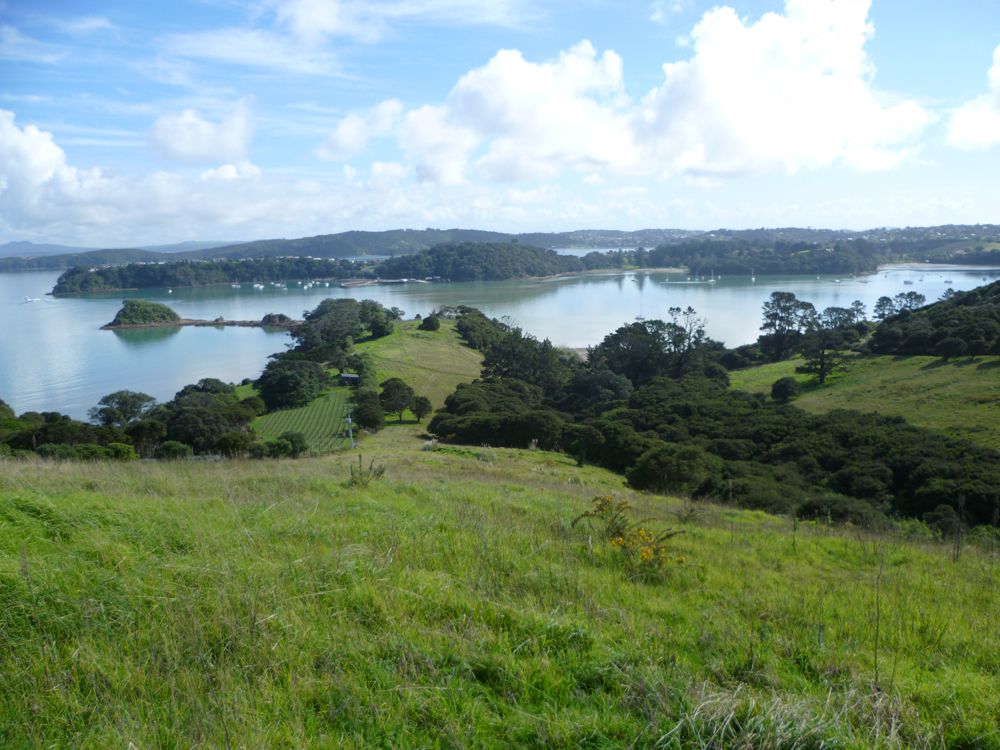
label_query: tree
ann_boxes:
[419,315,441,331]
[126,418,166,458]
[256,360,329,410]
[935,337,967,361]
[89,390,156,428]
[368,311,394,338]
[799,328,848,384]
[379,378,415,421]
[893,291,926,312]
[873,296,896,321]
[412,395,433,423]
[770,376,801,403]
[759,292,816,361]
[850,300,867,324]
[278,431,309,457]
[563,423,605,466]
[154,440,193,459]
[353,400,384,431]
[218,430,254,457]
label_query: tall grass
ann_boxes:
[1,437,997,748]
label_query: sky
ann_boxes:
[1,0,1000,247]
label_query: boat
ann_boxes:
[903,280,914,285]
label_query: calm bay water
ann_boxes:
[2,263,997,418]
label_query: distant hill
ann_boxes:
[0,239,239,259]
[4,224,1000,272]
[0,241,95,258]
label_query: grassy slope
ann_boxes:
[1,435,998,748]
[354,319,484,408]
[729,354,1000,451]
[249,319,482,450]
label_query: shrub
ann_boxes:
[106,442,138,461]
[353,400,384,431]
[419,315,441,331]
[278,431,309,457]
[155,440,193,460]
[771,376,801,403]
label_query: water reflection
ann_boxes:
[112,326,182,347]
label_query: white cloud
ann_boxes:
[271,0,530,44]
[450,41,636,181]
[200,161,262,181]
[162,28,341,76]
[0,25,64,64]
[650,1,686,23]
[634,0,931,176]
[397,105,480,184]
[150,101,253,163]
[947,45,1000,150]
[330,1,928,185]
[316,99,403,160]
[49,16,116,35]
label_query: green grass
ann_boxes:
[245,319,482,452]
[355,319,483,408]
[1,431,998,748]
[729,354,1000,451]
[252,389,350,453]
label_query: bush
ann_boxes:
[770,376,801,403]
[353,400,385,431]
[278,431,309,457]
[155,440,194,460]
[106,442,138,460]
[419,315,441,331]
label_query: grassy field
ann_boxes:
[729,354,1000,451]
[252,389,351,452]
[1,427,998,748]
[354,319,483,408]
[244,319,482,452]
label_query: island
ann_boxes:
[102,300,300,330]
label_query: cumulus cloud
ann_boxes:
[947,45,1000,150]
[316,99,403,160]
[634,0,931,176]
[150,101,253,163]
[397,105,480,185]
[327,0,930,185]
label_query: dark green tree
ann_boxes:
[770,376,801,403]
[412,395,433,422]
[379,378,415,421]
[89,390,156,427]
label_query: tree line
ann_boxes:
[426,300,999,528]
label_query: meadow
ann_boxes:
[729,354,1000,451]
[1,429,997,748]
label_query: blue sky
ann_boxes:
[1,0,999,246]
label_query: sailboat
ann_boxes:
[750,267,756,283]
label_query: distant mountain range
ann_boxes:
[1,225,998,272]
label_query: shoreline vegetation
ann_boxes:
[45,235,1000,296]
[101,317,301,331]
[101,299,299,331]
